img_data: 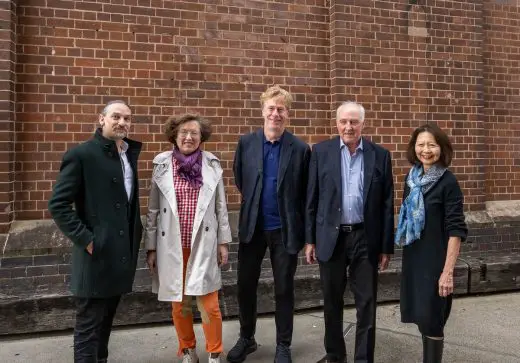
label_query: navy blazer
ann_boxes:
[233,129,311,254]
[306,136,394,262]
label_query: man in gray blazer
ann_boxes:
[228,86,311,363]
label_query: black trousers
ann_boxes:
[237,228,298,346]
[319,229,378,363]
[74,296,121,363]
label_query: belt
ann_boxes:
[339,223,364,233]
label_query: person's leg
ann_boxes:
[268,229,298,347]
[96,295,121,362]
[74,298,106,363]
[419,295,451,363]
[172,248,197,357]
[196,291,223,355]
[318,233,349,362]
[347,230,378,363]
[228,233,267,362]
[236,234,268,339]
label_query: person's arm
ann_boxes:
[215,177,232,245]
[379,150,395,271]
[144,173,160,274]
[215,176,232,266]
[144,175,160,251]
[232,136,243,194]
[304,147,319,264]
[48,149,93,249]
[381,149,395,255]
[439,177,467,296]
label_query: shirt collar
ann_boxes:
[340,137,363,151]
[120,140,129,153]
[263,130,284,145]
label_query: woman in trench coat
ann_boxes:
[144,114,232,363]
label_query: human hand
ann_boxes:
[147,250,157,275]
[218,244,229,266]
[438,270,454,297]
[379,253,391,271]
[86,242,93,255]
[305,243,316,264]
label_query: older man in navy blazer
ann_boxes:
[229,86,311,363]
[305,102,394,363]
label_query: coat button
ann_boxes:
[163,208,166,213]
[119,230,124,236]
[112,177,117,183]
[108,152,113,157]
[205,226,209,232]
[161,231,165,236]
[122,256,127,263]
[336,226,339,230]
[115,203,121,209]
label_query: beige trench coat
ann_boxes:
[144,150,232,302]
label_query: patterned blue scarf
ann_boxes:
[395,164,447,246]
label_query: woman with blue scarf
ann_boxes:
[395,123,467,363]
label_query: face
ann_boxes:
[262,97,289,135]
[336,104,364,146]
[415,131,441,170]
[176,120,202,155]
[99,103,131,140]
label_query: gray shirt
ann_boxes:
[340,138,364,224]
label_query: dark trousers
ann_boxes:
[74,296,121,363]
[319,229,378,363]
[237,228,298,346]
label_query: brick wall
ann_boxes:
[483,0,520,201]
[0,0,519,228]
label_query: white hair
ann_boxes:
[336,101,365,121]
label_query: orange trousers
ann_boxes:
[172,248,223,356]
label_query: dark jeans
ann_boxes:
[74,296,121,363]
[237,228,298,346]
[319,229,378,363]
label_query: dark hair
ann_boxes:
[164,113,212,147]
[101,100,131,115]
[406,123,453,167]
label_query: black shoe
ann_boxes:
[227,337,258,363]
[316,355,346,363]
[274,344,292,363]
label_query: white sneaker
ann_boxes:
[208,354,220,363]
[181,348,199,363]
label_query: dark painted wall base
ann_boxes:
[2,252,519,335]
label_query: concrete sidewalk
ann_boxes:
[1,292,520,363]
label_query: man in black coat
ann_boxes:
[48,100,142,363]
[228,86,311,363]
[305,102,394,363]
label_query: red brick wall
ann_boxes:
[1,0,519,227]
[483,0,520,201]
[0,0,16,233]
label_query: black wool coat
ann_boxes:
[48,128,143,298]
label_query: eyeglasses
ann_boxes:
[179,130,201,138]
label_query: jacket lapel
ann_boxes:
[191,152,222,240]
[153,152,179,218]
[255,129,264,177]
[330,137,342,196]
[277,132,293,192]
[363,138,375,207]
